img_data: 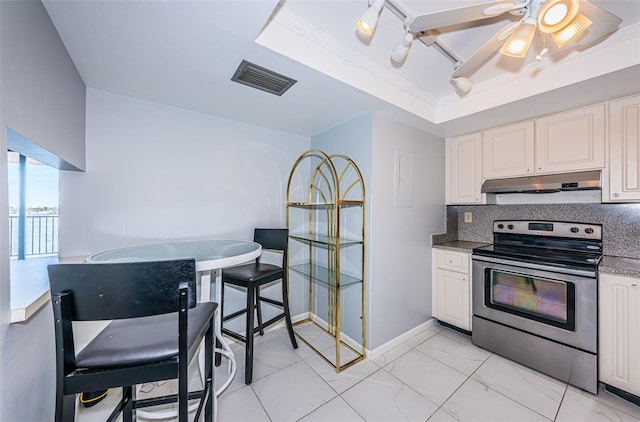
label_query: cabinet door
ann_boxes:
[606,95,640,202]
[535,104,605,174]
[436,268,471,331]
[446,133,484,204]
[483,121,535,179]
[599,273,640,396]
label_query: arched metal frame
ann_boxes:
[285,149,366,373]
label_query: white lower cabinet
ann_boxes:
[599,272,640,397]
[432,248,472,331]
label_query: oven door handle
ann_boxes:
[471,255,597,278]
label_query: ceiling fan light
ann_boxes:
[538,0,579,33]
[499,22,537,58]
[357,0,385,36]
[550,13,592,47]
[391,32,413,63]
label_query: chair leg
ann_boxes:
[122,386,134,421]
[216,280,225,367]
[255,286,264,336]
[282,278,298,349]
[56,393,75,422]
[205,319,214,422]
[244,284,255,384]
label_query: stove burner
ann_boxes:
[473,220,603,271]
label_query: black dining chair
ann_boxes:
[47,259,216,422]
[221,228,298,384]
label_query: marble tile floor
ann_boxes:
[77,323,640,421]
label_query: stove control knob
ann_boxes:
[507,224,514,230]
[570,227,579,233]
[585,227,594,234]
[497,223,504,229]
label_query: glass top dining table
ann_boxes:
[88,239,262,420]
[88,239,261,272]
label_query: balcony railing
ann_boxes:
[9,215,58,258]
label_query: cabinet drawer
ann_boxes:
[435,250,470,273]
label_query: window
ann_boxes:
[8,151,59,259]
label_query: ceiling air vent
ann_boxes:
[231,60,297,96]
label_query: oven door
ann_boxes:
[472,256,597,353]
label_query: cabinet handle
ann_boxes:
[526,168,531,173]
[537,167,542,171]
[632,283,639,288]
[613,193,620,198]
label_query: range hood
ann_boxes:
[481,170,602,194]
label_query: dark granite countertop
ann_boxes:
[432,241,490,253]
[599,256,640,278]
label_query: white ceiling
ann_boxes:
[43,0,640,138]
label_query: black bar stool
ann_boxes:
[221,228,298,384]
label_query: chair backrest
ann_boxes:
[254,228,288,252]
[47,259,197,321]
[254,228,288,266]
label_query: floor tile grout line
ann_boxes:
[449,349,563,421]
[552,384,569,421]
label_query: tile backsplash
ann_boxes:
[436,203,640,259]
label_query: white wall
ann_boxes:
[60,88,311,333]
[310,113,446,350]
[369,113,445,349]
[310,113,372,346]
[0,2,85,420]
[60,88,309,257]
[1,1,85,171]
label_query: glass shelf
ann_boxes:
[288,201,364,209]
[289,263,363,288]
[285,150,366,374]
[289,233,363,248]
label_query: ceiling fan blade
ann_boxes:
[451,22,520,78]
[409,1,517,33]
[573,0,622,47]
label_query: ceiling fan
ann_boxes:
[357,0,622,94]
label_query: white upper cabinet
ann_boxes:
[482,121,535,179]
[605,94,640,202]
[534,104,605,174]
[446,133,484,204]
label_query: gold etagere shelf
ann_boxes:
[285,149,366,373]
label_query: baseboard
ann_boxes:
[290,314,439,360]
[367,318,439,360]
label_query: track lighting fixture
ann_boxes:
[451,77,473,94]
[357,0,385,36]
[355,0,619,96]
[391,30,413,63]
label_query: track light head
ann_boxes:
[391,32,413,63]
[357,0,385,36]
[451,77,473,94]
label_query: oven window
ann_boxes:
[486,269,575,330]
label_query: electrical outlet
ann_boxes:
[464,212,473,223]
